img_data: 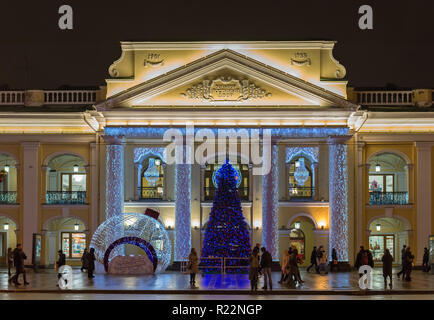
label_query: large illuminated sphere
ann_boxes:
[90,213,172,273]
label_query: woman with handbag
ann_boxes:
[188,248,199,288]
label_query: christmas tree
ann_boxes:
[201,159,251,273]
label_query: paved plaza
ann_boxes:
[0,267,433,296]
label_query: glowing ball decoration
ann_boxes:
[90,213,172,273]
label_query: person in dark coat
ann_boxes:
[355,246,364,270]
[306,246,317,273]
[382,249,393,290]
[404,247,414,281]
[330,248,338,272]
[7,248,13,276]
[9,244,29,286]
[86,247,96,279]
[260,247,273,290]
[397,245,407,279]
[81,248,89,272]
[56,250,66,280]
[422,247,430,272]
[249,249,259,292]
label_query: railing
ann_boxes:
[44,90,97,105]
[289,186,314,200]
[0,90,98,106]
[181,257,251,274]
[181,257,224,273]
[356,91,413,105]
[46,191,86,204]
[204,187,249,201]
[369,191,409,205]
[0,191,17,204]
[0,91,25,105]
[138,187,163,200]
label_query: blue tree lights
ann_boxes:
[201,160,251,272]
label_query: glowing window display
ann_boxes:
[369,235,395,262]
[62,232,86,259]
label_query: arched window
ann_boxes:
[140,157,164,199]
[368,152,408,205]
[288,156,313,200]
[46,154,87,204]
[289,228,305,259]
[0,153,18,204]
[204,159,249,201]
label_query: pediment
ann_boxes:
[96,49,357,110]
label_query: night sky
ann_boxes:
[0,0,433,89]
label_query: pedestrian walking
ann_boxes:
[404,247,414,281]
[330,248,338,272]
[382,248,393,290]
[81,248,88,272]
[278,249,289,284]
[397,245,407,279]
[86,247,96,279]
[7,248,13,276]
[306,246,317,273]
[249,249,259,292]
[9,244,29,286]
[260,247,272,290]
[422,247,430,272]
[56,250,66,281]
[188,248,199,288]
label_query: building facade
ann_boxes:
[0,41,433,268]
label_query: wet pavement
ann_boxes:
[0,267,433,295]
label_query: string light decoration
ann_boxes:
[89,212,172,273]
[201,159,251,273]
[328,138,349,262]
[174,163,191,261]
[262,144,279,259]
[105,127,348,139]
[105,140,125,219]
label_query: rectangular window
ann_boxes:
[369,174,394,192]
[61,232,86,259]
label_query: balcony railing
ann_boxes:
[289,186,314,201]
[138,187,164,200]
[46,191,86,204]
[369,191,409,205]
[44,90,97,105]
[0,191,17,204]
[356,91,413,105]
[204,187,249,201]
[0,91,25,105]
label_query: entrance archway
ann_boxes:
[368,217,410,264]
[0,216,17,266]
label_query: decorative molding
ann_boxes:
[97,49,357,110]
[144,53,164,68]
[180,77,271,101]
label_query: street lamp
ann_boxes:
[294,221,301,229]
[375,163,381,172]
[3,222,9,230]
[73,164,79,172]
[4,165,9,173]
[74,222,80,231]
[376,223,381,231]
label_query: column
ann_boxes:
[262,142,279,260]
[355,142,365,249]
[313,162,319,201]
[328,137,349,262]
[134,163,141,200]
[21,142,40,265]
[104,136,125,219]
[415,142,432,265]
[90,142,99,233]
[174,153,191,261]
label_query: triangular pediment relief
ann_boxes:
[96,49,357,110]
